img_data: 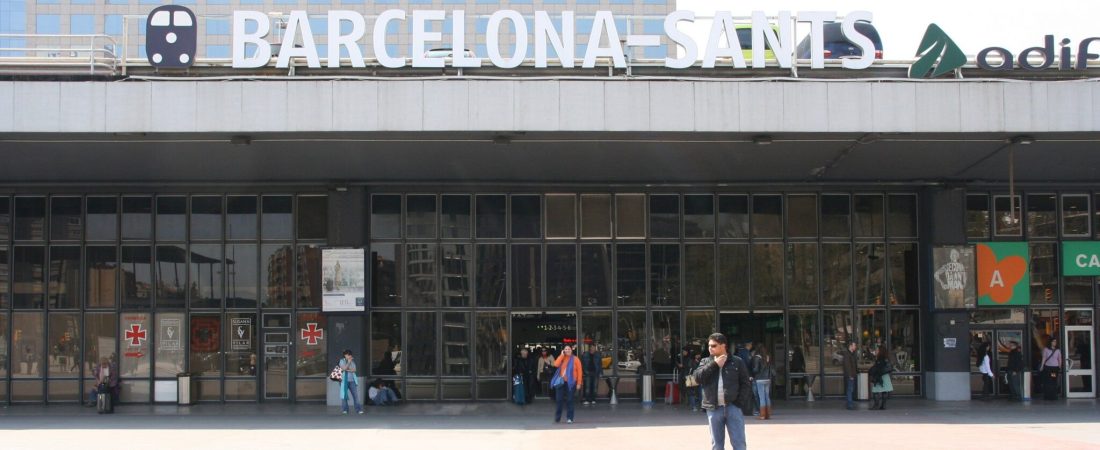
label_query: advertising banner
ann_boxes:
[322,248,366,312]
[976,242,1030,306]
[1062,241,1100,276]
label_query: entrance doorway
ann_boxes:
[262,313,293,400]
[511,312,578,398]
[720,312,786,397]
[1065,326,1095,398]
[969,329,1023,398]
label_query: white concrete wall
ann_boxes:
[2,79,1099,134]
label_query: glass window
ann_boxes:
[1096,194,1100,239]
[261,244,293,308]
[83,313,116,380]
[546,244,576,308]
[683,194,714,238]
[47,313,80,378]
[120,246,152,309]
[1030,309,1060,370]
[190,196,222,241]
[788,311,820,377]
[370,312,401,376]
[615,194,645,238]
[86,197,118,241]
[442,312,471,376]
[187,314,221,377]
[13,312,44,378]
[617,311,645,375]
[821,194,850,237]
[407,312,437,376]
[120,312,152,378]
[856,309,885,370]
[50,197,82,241]
[511,195,541,239]
[581,194,612,239]
[406,243,438,307]
[1064,276,1092,305]
[1027,194,1057,238]
[476,195,506,239]
[1030,243,1058,305]
[14,246,46,309]
[752,195,782,238]
[787,195,818,238]
[296,246,322,308]
[476,244,506,308]
[888,194,918,237]
[717,195,749,238]
[853,195,884,237]
[890,310,920,372]
[406,195,437,239]
[718,244,749,307]
[511,244,541,308]
[226,312,257,377]
[371,194,401,239]
[121,197,152,241]
[855,243,886,305]
[441,195,471,239]
[651,311,680,375]
[684,244,714,306]
[546,194,576,238]
[155,245,186,309]
[822,243,852,306]
[993,195,1022,236]
[294,194,323,239]
[966,194,990,239]
[823,310,852,374]
[650,244,680,307]
[155,196,186,242]
[0,247,7,309]
[888,243,918,306]
[48,246,80,309]
[15,197,46,241]
[261,196,293,240]
[86,246,117,309]
[685,311,715,355]
[370,244,401,308]
[226,196,258,240]
[616,244,645,307]
[649,195,679,238]
[475,313,508,377]
[786,243,818,306]
[752,243,783,308]
[296,312,326,377]
[1063,194,1090,237]
[0,197,9,241]
[440,244,471,307]
[226,244,258,308]
[154,312,185,377]
[580,244,611,307]
[190,244,222,308]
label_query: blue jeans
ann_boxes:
[845,376,856,409]
[754,379,772,408]
[372,387,398,405]
[342,382,363,413]
[583,373,598,402]
[554,385,575,421]
[686,385,699,409]
[706,405,747,450]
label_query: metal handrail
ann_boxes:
[0,33,118,74]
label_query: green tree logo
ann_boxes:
[909,24,967,78]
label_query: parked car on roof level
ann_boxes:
[796,21,883,60]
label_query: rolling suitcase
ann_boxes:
[664,381,680,404]
[512,375,527,405]
[96,391,113,414]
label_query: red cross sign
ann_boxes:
[125,324,147,347]
[301,323,324,346]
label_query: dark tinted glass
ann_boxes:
[261,244,293,308]
[511,244,541,307]
[649,195,679,238]
[1026,194,1057,238]
[966,194,990,239]
[155,245,186,308]
[545,195,576,238]
[614,194,644,238]
[50,197,82,241]
[13,246,46,308]
[297,196,327,240]
[821,194,850,237]
[86,246,117,308]
[616,244,646,307]
[752,195,782,238]
[156,196,187,241]
[717,195,749,238]
[650,244,680,306]
[369,312,401,376]
[683,195,714,238]
[0,197,9,241]
[476,195,506,239]
[370,195,401,240]
[787,195,817,238]
[406,195,437,239]
[15,197,46,241]
[407,312,437,376]
[546,244,576,308]
[580,244,611,307]
[888,243,918,305]
[121,246,153,309]
[718,244,749,307]
[441,195,471,239]
[121,197,153,240]
[787,243,818,306]
[190,196,223,240]
[752,243,783,307]
[86,197,118,241]
[1062,195,1090,236]
[370,243,401,308]
[47,246,80,309]
[296,245,322,308]
[684,244,714,306]
[822,243,852,305]
[406,243,438,307]
[1029,243,1057,305]
[853,195,884,237]
[440,244,471,307]
[888,194,918,237]
[855,243,886,305]
[442,312,471,376]
[190,244,223,308]
[475,244,506,307]
[226,243,258,308]
[0,247,8,308]
[261,196,293,240]
[994,196,1021,236]
[226,196,258,240]
[510,195,541,239]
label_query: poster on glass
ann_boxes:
[932,245,976,309]
[321,248,366,312]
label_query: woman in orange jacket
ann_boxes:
[552,345,584,424]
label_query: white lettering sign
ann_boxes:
[1076,254,1100,268]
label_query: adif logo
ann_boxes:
[908,23,966,78]
[146,5,197,69]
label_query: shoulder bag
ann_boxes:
[329,362,343,382]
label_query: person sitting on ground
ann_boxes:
[369,378,400,406]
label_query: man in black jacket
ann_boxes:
[1006,341,1024,400]
[693,333,752,450]
[841,342,859,410]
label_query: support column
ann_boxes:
[923,187,972,401]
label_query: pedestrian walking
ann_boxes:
[537,349,556,397]
[338,349,364,415]
[977,343,993,400]
[869,347,894,410]
[841,341,858,410]
[551,345,583,424]
[1006,341,1024,400]
[513,348,536,404]
[1039,337,1063,400]
[751,346,775,420]
[694,333,753,450]
[580,345,603,405]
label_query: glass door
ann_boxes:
[994,330,1023,398]
[263,332,290,400]
[1065,326,1095,398]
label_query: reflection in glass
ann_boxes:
[188,314,222,376]
[475,313,508,376]
[650,244,680,307]
[86,197,118,241]
[190,196,223,241]
[0,197,9,241]
[546,194,576,238]
[853,195,884,237]
[855,243,885,305]
[581,312,612,366]
[121,246,153,309]
[47,313,80,377]
[887,194,917,237]
[683,194,714,238]
[262,196,293,240]
[823,311,852,374]
[511,195,541,239]
[717,195,749,238]
[226,196,258,240]
[511,245,541,308]
[83,313,116,378]
[966,194,990,239]
[786,244,818,306]
[649,195,679,238]
[440,244,471,307]
[1063,194,1090,236]
[442,312,471,376]
[51,197,82,241]
[371,244,401,308]
[684,244,714,306]
[580,244,611,307]
[787,195,817,238]
[888,243,918,305]
[615,194,645,238]
[12,312,44,378]
[752,243,783,308]
[296,246,322,308]
[441,195,471,239]
[685,311,716,354]
[821,194,850,237]
[14,246,46,309]
[406,243,438,307]
[993,195,1021,236]
[616,244,645,307]
[262,244,294,308]
[296,312,326,377]
[1027,194,1057,238]
[546,245,576,308]
[155,312,185,377]
[190,244,223,309]
[408,312,437,376]
[121,197,152,241]
[297,195,327,240]
[370,195,401,239]
[226,244,258,308]
[1064,276,1092,305]
[890,310,920,372]
[15,197,46,241]
[87,246,118,308]
[752,195,782,238]
[822,244,852,305]
[788,311,820,395]
[370,312,401,376]
[120,312,152,377]
[155,196,186,241]
[0,247,7,308]
[617,311,645,375]
[226,312,257,376]
[48,246,80,309]
[476,195,506,239]
[476,244,506,308]
[651,311,680,374]
[581,194,612,239]
[1030,243,1058,305]
[406,195,437,239]
[856,309,885,369]
[718,244,748,307]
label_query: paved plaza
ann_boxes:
[1,398,1097,450]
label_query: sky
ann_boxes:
[676,0,1100,60]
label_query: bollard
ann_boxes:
[641,372,655,405]
[1022,371,1031,401]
